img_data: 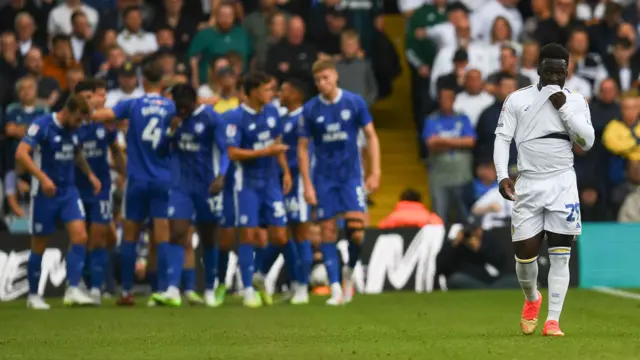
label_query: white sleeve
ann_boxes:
[558,96,595,151]
[493,96,517,181]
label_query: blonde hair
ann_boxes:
[15,76,36,93]
[312,59,336,74]
[341,29,359,42]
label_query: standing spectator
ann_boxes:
[253,11,287,70]
[335,30,377,107]
[197,56,230,98]
[419,2,470,50]
[434,48,469,98]
[0,0,53,40]
[342,0,384,56]
[23,47,60,107]
[47,0,99,37]
[243,0,282,70]
[471,169,514,231]
[152,0,201,57]
[0,31,21,86]
[567,27,608,87]
[602,37,640,93]
[521,0,552,42]
[51,66,84,111]
[70,10,102,75]
[15,12,43,57]
[96,45,126,90]
[311,8,347,58]
[453,69,494,127]
[117,6,158,62]
[188,3,252,87]
[105,61,143,108]
[471,161,498,202]
[378,188,443,229]
[423,87,476,223]
[486,16,522,73]
[486,46,532,93]
[470,0,523,42]
[520,41,540,84]
[587,2,622,59]
[266,16,317,88]
[534,0,582,46]
[42,34,80,91]
[99,0,156,31]
[565,56,592,100]
[602,94,640,161]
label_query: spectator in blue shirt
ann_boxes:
[423,87,476,223]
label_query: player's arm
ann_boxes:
[75,147,102,195]
[494,96,517,200]
[92,108,117,122]
[93,99,133,123]
[275,136,292,194]
[556,95,595,151]
[363,123,381,190]
[297,135,313,187]
[225,118,286,161]
[16,124,56,196]
[109,142,126,176]
[5,122,27,138]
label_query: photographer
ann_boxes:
[436,223,518,290]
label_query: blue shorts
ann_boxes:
[31,187,85,236]
[82,191,113,225]
[122,178,170,222]
[315,178,366,221]
[235,185,287,228]
[284,173,311,224]
[168,187,222,223]
[220,185,236,228]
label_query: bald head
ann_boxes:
[287,16,305,45]
[465,69,483,95]
[599,78,618,104]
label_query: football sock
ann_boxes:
[217,249,229,285]
[515,256,539,302]
[27,252,43,295]
[66,244,87,288]
[156,242,171,292]
[83,254,91,288]
[89,248,108,290]
[321,242,340,285]
[182,268,196,292]
[260,244,280,274]
[547,247,571,322]
[296,240,312,285]
[238,243,255,289]
[105,249,116,294]
[147,271,158,293]
[120,240,137,293]
[348,240,362,269]
[167,243,184,289]
[282,240,299,282]
[254,245,266,272]
[203,245,217,290]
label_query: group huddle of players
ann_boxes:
[17,59,381,310]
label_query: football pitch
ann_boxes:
[1,290,639,360]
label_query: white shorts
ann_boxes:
[511,169,582,241]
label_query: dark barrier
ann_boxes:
[0,225,579,300]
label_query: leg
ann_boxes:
[429,181,450,224]
[290,222,312,304]
[182,229,198,297]
[155,218,189,306]
[88,223,110,301]
[543,232,573,336]
[342,211,365,303]
[319,217,342,305]
[514,234,545,335]
[27,195,55,309]
[197,222,220,307]
[149,181,172,294]
[64,219,95,306]
[237,226,260,307]
[216,227,234,302]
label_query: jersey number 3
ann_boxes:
[142,117,161,149]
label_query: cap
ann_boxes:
[326,7,347,17]
[446,2,470,14]
[453,48,469,62]
[216,66,235,78]
[118,62,137,77]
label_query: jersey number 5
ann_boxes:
[142,117,162,149]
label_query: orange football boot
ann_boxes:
[542,320,565,336]
[520,291,542,335]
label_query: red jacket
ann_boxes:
[378,201,443,229]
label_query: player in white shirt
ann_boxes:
[493,44,595,337]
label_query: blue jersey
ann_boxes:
[112,93,176,183]
[172,104,229,190]
[4,103,49,168]
[22,113,80,196]
[224,104,283,188]
[300,89,371,182]
[281,107,303,171]
[75,122,117,201]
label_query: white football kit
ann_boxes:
[493,84,595,241]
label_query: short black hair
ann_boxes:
[400,188,422,202]
[242,71,271,96]
[496,71,516,84]
[142,60,164,84]
[52,34,70,46]
[123,5,141,19]
[93,78,107,90]
[447,2,470,14]
[539,43,569,64]
[71,10,86,25]
[155,25,174,34]
[65,93,91,114]
[284,78,308,101]
[171,83,197,114]
[74,79,96,93]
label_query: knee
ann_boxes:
[345,218,365,244]
[219,230,235,250]
[271,231,288,247]
[31,237,49,254]
[71,228,88,246]
[321,222,337,242]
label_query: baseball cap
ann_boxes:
[118,62,138,77]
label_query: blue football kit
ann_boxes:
[281,107,311,224]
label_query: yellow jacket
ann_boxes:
[602,119,640,160]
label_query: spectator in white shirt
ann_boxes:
[420,2,471,50]
[117,6,158,62]
[470,0,523,42]
[48,0,99,37]
[453,69,494,127]
[14,12,39,57]
[486,16,522,74]
[105,62,144,108]
[565,56,592,100]
[520,41,540,84]
[70,11,92,63]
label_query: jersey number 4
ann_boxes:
[142,117,162,149]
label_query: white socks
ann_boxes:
[515,256,539,302]
[547,247,571,322]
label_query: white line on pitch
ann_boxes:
[591,286,640,300]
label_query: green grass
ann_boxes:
[1,290,640,360]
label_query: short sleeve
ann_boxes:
[354,95,373,128]
[224,113,242,148]
[422,117,436,140]
[299,104,312,138]
[460,115,476,138]
[5,106,18,123]
[112,99,133,121]
[22,120,45,148]
[495,95,517,138]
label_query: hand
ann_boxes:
[418,65,430,78]
[170,116,183,132]
[282,172,292,195]
[304,183,317,206]
[14,208,25,218]
[549,91,566,110]
[278,62,290,72]
[209,175,225,194]
[414,28,427,39]
[365,172,380,193]
[89,173,102,195]
[41,176,56,197]
[498,178,515,201]
[464,236,481,252]
[265,143,289,156]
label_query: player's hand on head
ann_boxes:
[282,172,292,195]
[549,91,566,110]
[89,174,102,195]
[498,178,515,201]
[304,185,317,206]
[365,173,380,193]
[41,176,57,197]
[209,176,225,194]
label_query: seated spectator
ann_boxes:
[155,26,175,51]
[578,182,612,222]
[520,41,540,84]
[453,69,494,127]
[602,37,640,93]
[0,0,51,39]
[565,56,592,100]
[105,62,143,108]
[436,223,518,289]
[486,16,522,73]
[312,8,347,59]
[335,30,378,107]
[96,45,127,90]
[226,51,245,78]
[155,47,189,85]
[470,0,523,42]
[416,2,468,50]
[47,0,99,37]
[378,188,443,229]
[471,167,514,231]
[435,48,469,97]
[611,160,640,217]
[486,45,531,93]
[423,87,476,223]
[15,12,44,57]
[188,3,251,87]
[117,6,159,62]
[42,34,80,91]
[602,94,640,161]
[197,56,230,97]
[618,186,640,222]
[266,16,317,88]
[0,31,21,86]
[52,66,85,111]
[23,48,61,108]
[472,161,498,202]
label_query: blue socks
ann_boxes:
[282,240,299,282]
[28,251,43,295]
[218,249,229,285]
[203,245,217,290]
[254,246,266,273]
[66,244,87,287]
[105,249,115,294]
[120,240,137,293]
[260,244,279,274]
[167,243,184,289]
[147,271,158,292]
[238,243,255,289]
[89,248,107,290]
[296,240,312,285]
[182,268,196,292]
[348,241,362,269]
[156,242,170,292]
[321,243,340,285]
